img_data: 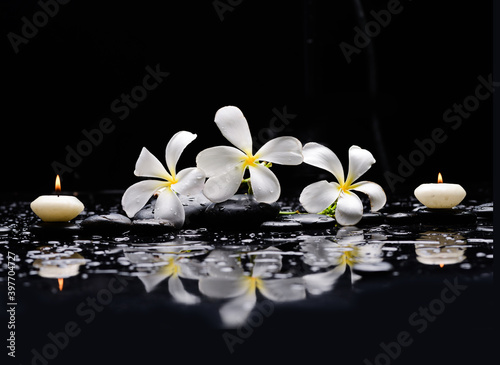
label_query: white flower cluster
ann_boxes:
[122,106,386,228]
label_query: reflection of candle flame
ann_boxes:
[439,263,444,268]
[437,173,443,183]
[58,278,64,291]
[55,175,61,192]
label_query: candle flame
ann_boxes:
[437,173,443,184]
[439,263,444,268]
[55,175,61,192]
[58,278,64,291]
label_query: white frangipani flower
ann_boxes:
[196,106,303,203]
[121,131,205,228]
[299,143,386,226]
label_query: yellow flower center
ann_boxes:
[243,153,259,168]
[341,248,355,267]
[340,183,350,193]
[162,257,181,277]
[245,276,263,291]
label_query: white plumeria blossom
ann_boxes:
[196,106,303,203]
[299,143,386,226]
[121,131,205,228]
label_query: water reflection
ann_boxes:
[301,227,389,293]
[29,246,87,291]
[124,239,212,304]
[199,247,305,327]
[21,225,481,328]
[30,246,86,278]
[415,231,467,266]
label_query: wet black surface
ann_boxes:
[0,192,494,364]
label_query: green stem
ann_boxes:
[279,210,301,215]
[319,200,337,218]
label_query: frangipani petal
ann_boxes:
[154,187,185,228]
[345,145,376,185]
[177,260,204,280]
[165,131,197,177]
[196,146,246,177]
[299,180,341,213]
[172,167,205,196]
[351,181,387,212]
[134,147,171,180]
[335,191,364,226]
[199,277,250,299]
[121,179,167,218]
[256,136,303,165]
[203,163,246,203]
[219,289,257,328]
[214,106,253,155]
[303,264,347,295]
[248,163,281,203]
[302,142,345,184]
[137,270,170,293]
[168,275,200,304]
[259,278,305,302]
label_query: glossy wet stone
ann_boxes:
[0,226,12,235]
[260,219,303,232]
[81,213,132,233]
[30,222,82,238]
[416,208,477,225]
[359,212,385,225]
[472,203,493,219]
[282,213,335,229]
[133,204,154,220]
[130,219,176,234]
[203,194,280,229]
[179,193,211,227]
[385,212,418,225]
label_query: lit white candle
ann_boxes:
[31,175,84,222]
[414,173,466,209]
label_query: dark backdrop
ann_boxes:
[1,0,493,200]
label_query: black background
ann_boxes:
[1,0,494,199]
[0,2,497,364]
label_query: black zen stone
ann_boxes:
[416,208,477,225]
[30,222,83,238]
[472,203,493,219]
[282,213,335,229]
[133,204,154,220]
[359,212,385,225]
[385,212,418,225]
[260,219,303,232]
[81,213,132,234]
[130,219,176,234]
[179,193,211,227]
[203,194,280,230]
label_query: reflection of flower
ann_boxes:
[415,231,467,266]
[199,247,305,327]
[301,227,387,293]
[196,106,303,203]
[122,131,205,228]
[124,243,207,304]
[299,143,386,225]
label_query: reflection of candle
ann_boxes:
[31,175,84,222]
[414,173,466,209]
[415,231,466,266]
[33,251,85,291]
